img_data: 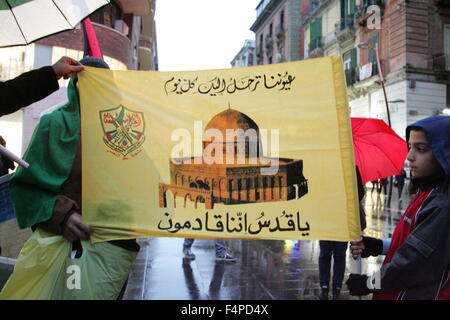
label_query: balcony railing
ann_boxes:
[276,25,285,44]
[433,54,450,72]
[335,15,355,43]
[265,36,274,50]
[309,37,323,52]
[309,37,324,58]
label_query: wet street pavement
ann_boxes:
[124,183,412,300]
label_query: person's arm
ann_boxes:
[350,236,385,258]
[348,198,449,296]
[33,195,78,234]
[380,200,450,292]
[0,56,83,117]
[381,238,391,255]
[35,195,92,242]
[0,66,59,116]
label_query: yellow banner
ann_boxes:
[79,55,361,243]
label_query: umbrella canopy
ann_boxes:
[0,0,110,48]
[351,117,408,184]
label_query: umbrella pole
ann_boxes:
[0,145,29,168]
[375,41,395,210]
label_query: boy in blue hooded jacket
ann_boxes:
[347,115,450,300]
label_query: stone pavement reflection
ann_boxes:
[124,183,412,300]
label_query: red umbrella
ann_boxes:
[351,118,408,184]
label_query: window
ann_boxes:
[90,2,122,28]
[445,25,450,70]
[368,32,379,74]
[309,17,322,51]
[248,53,254,66]
[269,23,273,37]
[310,18,320,39]
[343,48,357,86]
[280,10,285,31]
[340,0,356,29]
[344,52,352,70]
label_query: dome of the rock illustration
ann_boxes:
[204,108,259,136]
[159,106,308,210]
[202,108,262,158]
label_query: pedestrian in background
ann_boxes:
[183,238,236,262]
[381,177,389,196]
[394,169,407,199]
[318,166,366,300]
[370,179,379,195]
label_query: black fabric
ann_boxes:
[0,66,59,117]
[361,236,383,258]
[411,171,446,192]
[356,166,367,231]
[346,274,373,296]
[0,153,15,176]
[79,56,109,69]
[108,239,140,252]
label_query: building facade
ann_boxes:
[251,0,303,65]
[301,0,450,138]
[231,40,256,68]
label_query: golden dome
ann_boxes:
[204,108,259,135]
[202,108,262,159]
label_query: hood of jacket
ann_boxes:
[406,116,450,177]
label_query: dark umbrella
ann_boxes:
[351,118,408,184]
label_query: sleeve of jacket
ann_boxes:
[0,66,59,117]
[34,195,79,234]
[379,195,450,292]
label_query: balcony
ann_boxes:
[309,37,324,58]
[256,45,264,64]
[323,32,337,48]
[265,36,274,59]
[335,15,356,44]
[357,62,379,83]
[276,25,285,47]
[265,36,274,51]
[433,54,450,72]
